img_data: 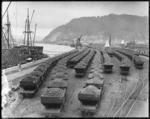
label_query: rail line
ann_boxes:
[115,78,147,117]
[119,79,127,117]
[10,93,28,117]
[113,70,147,117]
[11,95,24,113]
[106,98,117,117]
[124,68,148,117]
[11,96,34,117]
[106,76,127,117]
[125,83,148,117]
[107,68,146,117]
[18,107,27,117]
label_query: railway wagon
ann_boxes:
[103,62,113,73]
[133,56,144,69]
[86,77,104,89]
[19,74,42,98]
[74,64,87,77]
[78,85,102,115]
[41,87,67,117]
[67,49,90,68]
[88,71,104,80]
[47,78,68,89]
[74,50,95,77]
[20,75,41,90]
[120,59,130,75]
[106,49,113,57]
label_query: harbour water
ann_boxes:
[34,43,75,57]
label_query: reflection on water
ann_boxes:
[35,43,75,57]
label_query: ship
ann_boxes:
[2,7,47,69]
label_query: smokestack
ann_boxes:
[109,34,111,46]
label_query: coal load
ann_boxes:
[112,50,131,75]
[41,88,66,105]
[30,71,43,81]
[86,77,104,89]
[106,48,113,57]
[53,65,67,72]
[20,74,41,90]
[88,72,104,80]
[52,72,68,80]
[35,66,47,78]
[48,79,67,89]
[78,85,101,104]
[67,49,90,68]
[113,50,123,61]
[134,55,144,69]
[116,49,133,60]
[88,50,104,80]
[120,58,130,67]
[102,50,113,73]
[74,50,95,77]
[52,69,67,75]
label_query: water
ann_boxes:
[34,43,75,57]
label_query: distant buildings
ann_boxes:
[126,41,136,49]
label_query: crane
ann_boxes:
[76,35,82,49]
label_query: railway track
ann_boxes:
[18,107,27,117]
[114,78,147,117]
[139,55,149,61]
[11,96,26,117]
[10,91,33,117]
[113,70,147,117]
[125,82,148,117]
[106,76,127,117]
[107,68,147,117]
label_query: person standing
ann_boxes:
[18,62,22,71]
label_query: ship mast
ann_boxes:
[23,8,34,47]
[4,11,15,49]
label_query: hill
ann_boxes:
[43,14,148,44]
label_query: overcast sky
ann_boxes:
[2,1,149,41]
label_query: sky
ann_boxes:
[2,1,149,41]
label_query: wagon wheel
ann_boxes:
[44,113,52,118]
[81,111,86,117]
[52,114,60,118]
